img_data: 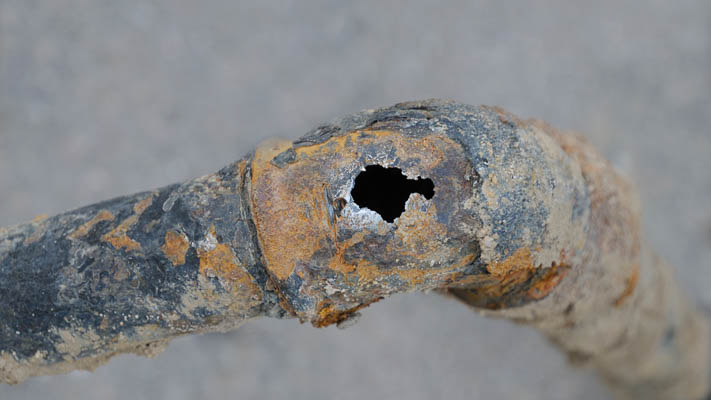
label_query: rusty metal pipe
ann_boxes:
[1,100,708,399]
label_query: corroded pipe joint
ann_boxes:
[251,100,588,325]
[1,100,708,400]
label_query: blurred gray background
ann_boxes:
[1,1,710,399]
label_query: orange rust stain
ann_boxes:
[104,235,142,251]
[316,303,340,326]
[251,139,329,281]
[330,252,477,289]
[527,264,570,300]
[293,129,448,172]
[614,264,639,307]
[446,270,496,288]
[196,226,259,292]
[102,195,153,251]
[197,243,240,280]
[161,231,190,266]
[321,204,476,288]
[251,138,293,181]
[314,298,380,328]
[486,248,534,276]
[471,268,535,302]
[449,261,570,309]
[329,259,357,275]
[327,230,366,276]
[251,129,463,285]
[395,257,473,286]
[132,196,154,214]
[399,253,477,286]
[69,210,115,239]
[32,214,49,223]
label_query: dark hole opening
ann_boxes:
[350,165,435,223]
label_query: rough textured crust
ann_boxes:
[0,158,281,383]
[476,122,710,400]
[252,100,588,324]
[1,100,707,399]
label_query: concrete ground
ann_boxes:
[1,1,710,399]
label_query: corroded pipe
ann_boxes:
[0,100,708,399]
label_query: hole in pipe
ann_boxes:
[350,165,435,223]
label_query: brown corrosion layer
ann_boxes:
[251,130,471,282]
[196,226,259,293]
[527,264,569,300]
[486,248,534,276]
[313,299,380,328]
[161,231,190,266]
[448,248,570,309]
[69,210,115,239]
[102,195,154,251]
[251,129,481,324]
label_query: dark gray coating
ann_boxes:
[1,157,284,370]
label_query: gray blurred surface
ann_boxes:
[1,1,710,399]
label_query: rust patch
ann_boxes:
[196,226,259,292]
[103,235,141,251]
[451,268,535,309]
[251,128,480,323]
[69,210,115,239]
[102,195,153,251]
[252,130,473,278]
[250,139,335,282]
[314,299,380,328]
[486,248,534,276]
[453,247,541,307]
[32,214,49,223]
[197,243,240,282]
[161,231,189,266]
[132,196,154,215]
[448,258,570,309]
[527,264,570,300]
[342,252,477,288]
[614,264,639,307]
